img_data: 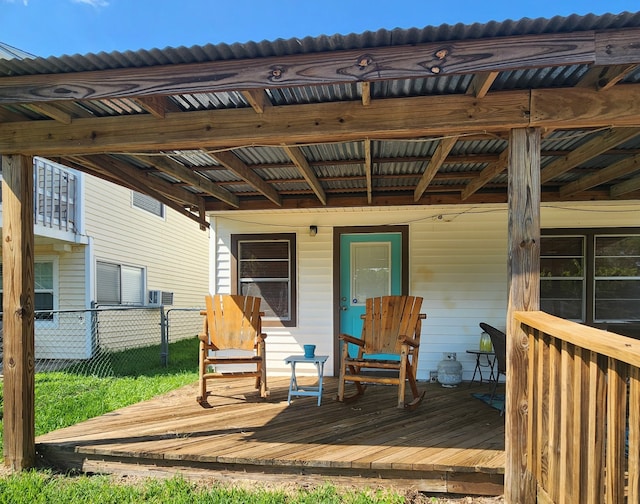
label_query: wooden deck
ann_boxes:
[36,377,505,496]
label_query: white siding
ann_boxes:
[211,201,640,380]
[84,174,209,308]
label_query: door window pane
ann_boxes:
[351,242,391,304]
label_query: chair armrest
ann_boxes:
[198,333,208,343]
[200,310,206,316]
[399,335,420,348]
[257,332,267,341]
[340,334,365,346]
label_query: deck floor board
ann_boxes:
[37,377,506,495]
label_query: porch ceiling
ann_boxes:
[1,12,640,228]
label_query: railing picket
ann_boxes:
[573,346,588,503]
[629,367,640,503]
[548,336,561,501]
[606,359,627,504]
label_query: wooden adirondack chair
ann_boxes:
[197,294,268,404]
[337,295,426,410]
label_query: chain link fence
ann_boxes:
[0,306,205,377]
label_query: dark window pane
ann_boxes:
[240,242,289,260]
[35,292,54,320]
[541,279,584,299]
[595,300,640,321]
[541,257,583,277]
[541,236,584,256]
[595,279,640,300]
[541,298,583,321]
[596,236,640,256]
[241,281,289,319]
[239,261,289,279]
[595,257,640,277]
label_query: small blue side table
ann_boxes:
[284,354,329,406]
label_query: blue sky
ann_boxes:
[2,0,639,58]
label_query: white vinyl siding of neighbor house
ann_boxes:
[83,174,209,308]
[210,201,640,379]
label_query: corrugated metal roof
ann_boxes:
[2,12,640,77]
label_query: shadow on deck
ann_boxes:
[36,376,505,496]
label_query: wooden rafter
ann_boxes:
[540,128,640,184]
[360,82,371,106]
[25,103,72,124]
[241,90,272,114]
[209,150,282,206]
[577,64,640,91]
[414,136,458,201]
[461,148,509,200]
[132,96,179,119]
[364,139,373,204]
[611,173,640,197]
[132,154,240,208]
[282,145,327,205]
[559,152,640,197]
[466,71,499,98]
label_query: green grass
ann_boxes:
[0,337,200,447]
[0,471,407,503]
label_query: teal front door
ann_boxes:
[339,232,404,358]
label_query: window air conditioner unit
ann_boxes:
[148,290,174,306]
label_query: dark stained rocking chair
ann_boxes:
[479,322,506,414]
[337,295,427,410]
[197,294,268,404]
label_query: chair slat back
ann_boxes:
[206,294,262,351]
[362,296,423,354]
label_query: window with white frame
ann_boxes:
[96,261,145,305]
[541,229,640,329]
[0,258,57,321]
[231,233,296,327]
[132,191,164,218]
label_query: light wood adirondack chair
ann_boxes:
[337,295,426,410]
[197,294,268,404]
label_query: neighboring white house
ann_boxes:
[208,201,640,379]
[0,157,210,359]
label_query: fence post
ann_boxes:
[160,306,168,366]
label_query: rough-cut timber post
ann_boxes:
[2,154,36,470]
[506,128,540,503]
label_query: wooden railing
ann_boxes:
[514,311,640,504]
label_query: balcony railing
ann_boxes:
[515,311,640,503]
[1,158,79,235]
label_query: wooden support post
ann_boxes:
[2,154,36,470]
[506,129,540,503]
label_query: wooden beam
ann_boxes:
[364,139,373,204]
[25,103,72,124]
[241,90,272,114]
[576,64,639,91]
[611,173,640,197]
[539,128,640,183]
[461,148,509,200]
[282,146,327,205]
[0,30,606,104]
[466,71,499,98]
[133,154,240,208]
[414,136,458,201]
[506,127,541,504]
[559,152,640,197]
[2,154,36,471]
[6,85,640,156]
[210,150,282,206]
